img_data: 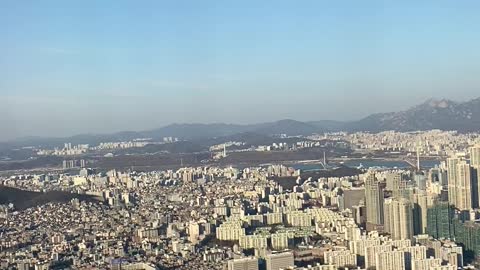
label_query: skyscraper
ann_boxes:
[473,167,480,208]
[413,192,435,235]
[384,198,414,240]
[426,201,455,239]
[389,173,409,199]
[387,173,402,193]
[453,220,480,259]
[455,161,473,210]
[470,144,480,168]
[469,146,480,208]
[447,157,459,208]
[364,172,384,231]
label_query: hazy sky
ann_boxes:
[1,1,480,140]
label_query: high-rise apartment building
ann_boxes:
[386,172,402,191]
[455,161,473,210]
[265,252,294,270]
[447,157,459,207]
[188,222,200,244]
[364,172,384,230]
[227,257,259,270]
[388,172,409,199]
[412,258,442,270]
[375,250,410,270]
[447,158,478,210]
[239,235,268,250]
[324,250,357,268]
[365,244,393,269]
[453,220,480,259]
[413,192,435,235]
[426,201,455,239]
[470,145,480,168]
[271,232,292,250]
[216,222,245,241]
[384,198,414,240]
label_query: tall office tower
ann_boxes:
[471,145,480,168]
[365,172,384,230]
[384,198,414,240]
[265,252,294,270]
[227,257,259,270]
[455,161,473,210]
[447,157,459,207]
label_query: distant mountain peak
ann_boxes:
[348,96,480,133]
[423,98,455,109]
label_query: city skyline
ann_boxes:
[2,129,480,269]
[2,1,480,139]
[3,2,480,269]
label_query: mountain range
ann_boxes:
[3,97,480,148]
[344,98,480,132]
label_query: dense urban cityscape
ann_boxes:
[3,1,480,270]
[1,129,480,270]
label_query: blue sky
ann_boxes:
[1,1,480,140]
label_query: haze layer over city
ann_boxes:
[1,1,480,270]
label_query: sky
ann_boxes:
[1,1,480,140]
